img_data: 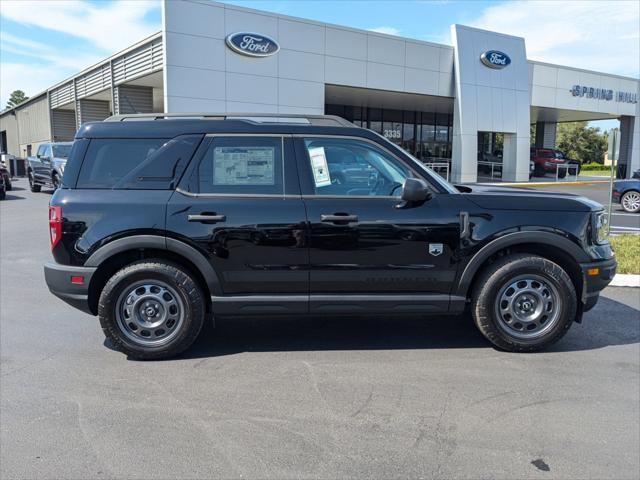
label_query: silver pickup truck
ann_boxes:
[27,142,73,192]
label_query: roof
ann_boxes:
[75,114,371,140]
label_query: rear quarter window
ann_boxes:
[76,136,202,189]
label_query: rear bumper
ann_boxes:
[44,262,96,315]
[580,257,617,312]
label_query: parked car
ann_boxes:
[0,164,11,191]
[0,172,6,200]
[530,147,580,178]
[612,176,640,213]
[44,113,616,360]
[27,142,73,192]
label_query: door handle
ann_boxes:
[187,214,226,223]
[320,214,358,223]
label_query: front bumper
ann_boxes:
[44,262,96,315]
[579,257,617,312]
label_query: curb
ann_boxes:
[609,274,640,288]
[496,180,610,188]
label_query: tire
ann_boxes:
[52,173,60,190]
[533,165,545,177]
[28,171,41,192]
[471,254,577,352]
[4,175,11,191]
[98,260,206,360]
[621,190,640,213]
[0,189,5,200]
[557,168,567,179]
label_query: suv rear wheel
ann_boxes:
[98,260,205,360]
[471,254,576,352]
[28,171,41,192]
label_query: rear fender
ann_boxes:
[85,234,222,295]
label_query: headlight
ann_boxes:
[592,211,608,244]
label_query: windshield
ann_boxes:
[554,151,565,159]
[52,145,72,158]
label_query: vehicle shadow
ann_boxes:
[116,295,638,361]
[1,193,26,201]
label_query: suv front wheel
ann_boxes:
[471,254,577,352]
[98,260,205,360]
[28,171,41,192]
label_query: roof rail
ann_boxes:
[104,112,355,127]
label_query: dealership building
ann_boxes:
[1,0,638,182]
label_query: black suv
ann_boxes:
[45,114,616,360]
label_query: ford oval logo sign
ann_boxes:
[226,32,279,57]
[480,50,511,69]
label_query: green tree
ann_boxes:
[6,90,29,109]
[556,121,608,164]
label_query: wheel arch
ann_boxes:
[85,235,221,315]
[456,231,588,301]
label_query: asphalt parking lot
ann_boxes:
[1,177,639,480]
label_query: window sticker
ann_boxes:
[308,146,331,187]
[213,147,275,185]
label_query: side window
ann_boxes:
[36,145,46,158]
[77,137,202,189]
[44,145,53,158]
[196,137,284,195]
[303,137,413,197]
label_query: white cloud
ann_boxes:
[1,0,159,51]
[472,0,640,77]
[0,0,160,106]
[368,26,401,36]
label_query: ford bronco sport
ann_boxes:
[44,114,616,360]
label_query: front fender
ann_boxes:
[454,230,590,298]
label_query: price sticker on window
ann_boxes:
[308,146,331,187]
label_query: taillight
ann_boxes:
[49,205,62,250]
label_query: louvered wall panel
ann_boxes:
[115,85,153,114]
[77,99,110,126]
[75,64,111,99]
[51,110,76,142]
[50,82,75,109]
[112,37,163,85]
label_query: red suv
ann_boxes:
[530,148,581,178]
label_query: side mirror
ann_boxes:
[397,178,432,208]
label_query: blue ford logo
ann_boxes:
[480,50,511,69]
[226,32,279,57]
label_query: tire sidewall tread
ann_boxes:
[471,254,577,352]
[98,260,205,360]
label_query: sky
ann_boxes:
[1,0,638,131]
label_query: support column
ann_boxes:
[535,121,557,148]
[502,133,530,182]
[619,115,639,178]
[450,96,478,183]
[76,99,110,127]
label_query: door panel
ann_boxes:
[305,195,461,295]
[295,135,464,305]
[34,145,50,182]
[167,194,308,295]
[168,135,309,302]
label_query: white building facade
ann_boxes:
[2,0,639,182]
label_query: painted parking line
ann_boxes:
[611,213,640,217]
[610,226,640,232]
